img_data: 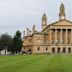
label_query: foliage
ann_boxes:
[0,33,13,51]
[0,30,22,54]
[13,30,22,53]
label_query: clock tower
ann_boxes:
[42,13,47,31]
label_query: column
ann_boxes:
[60,29,62,44]
[66,47,68,53]
[70,29,72,44]
[66,29,68,44]
[55,29,57,43]
[50,29,52,44]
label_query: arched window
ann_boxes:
[38,47,40,51]
[46,47,48,51]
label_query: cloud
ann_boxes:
[0,0,72,36]
[0,2,7,7]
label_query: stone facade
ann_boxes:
[22,3,72,54]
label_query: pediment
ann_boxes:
[42,19,72,32]
[52,19,72,26]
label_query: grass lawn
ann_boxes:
[0,54,72,72]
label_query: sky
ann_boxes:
[0,0,72,37]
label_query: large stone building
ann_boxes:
[22,3,72,54]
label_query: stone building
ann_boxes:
[22,3,72,54]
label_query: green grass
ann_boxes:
[0,54,72,72]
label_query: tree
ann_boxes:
[0,33,13,54]
[13,30,22,54]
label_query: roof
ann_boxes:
[42,19,72,32]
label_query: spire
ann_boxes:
[27,28,29,36]
[23,30,25,38]
[32,25,35,33]
[42,13,47,20]
[59,3,66,20]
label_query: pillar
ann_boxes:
[70,29,72,44]
[66,29,68,44]
[60,29,63,44]
[55,29,57,43]
[50,29,52,44]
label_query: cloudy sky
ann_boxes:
[0,0,72,37]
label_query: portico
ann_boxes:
[50,29,72,45]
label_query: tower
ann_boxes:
[59,3,66,20]
[32,25,35,33]
[23,30,25,38]
[42,13,47,30]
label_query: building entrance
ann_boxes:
[63,47,66,53]
[52,48,55,53]
[57,48,60,53]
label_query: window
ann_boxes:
[38,47,40,51]
[63,47,66,53]
[52,47,55,53]
[46,47,48,51]
[57,48,61,53]
[68,48,71,53]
